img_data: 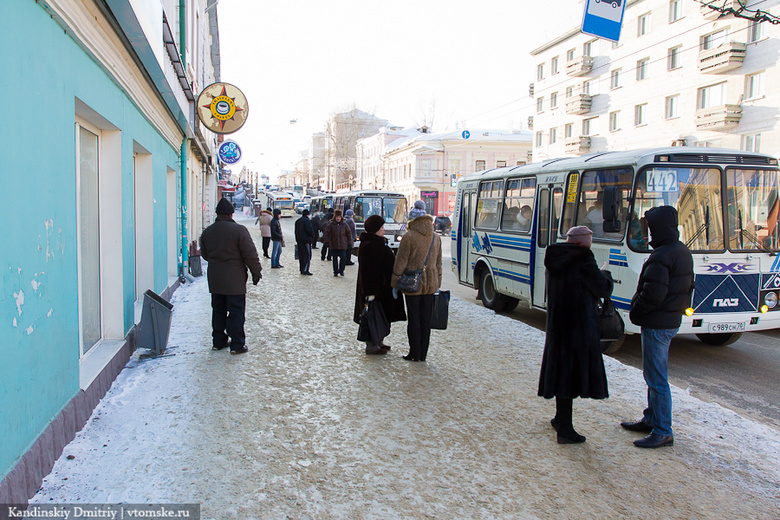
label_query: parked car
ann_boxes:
[434,215,452,236]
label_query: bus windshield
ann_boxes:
[275,199,294,209]
[353,196,407,224]
[727,169,780,251]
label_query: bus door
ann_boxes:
[458,189,477,284]
[532,185,564,309]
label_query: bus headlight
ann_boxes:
[764,291,778,309]
[684,308,694,316]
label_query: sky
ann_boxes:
[217,0,585,180]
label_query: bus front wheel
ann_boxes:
[479,270,508,311]
[695,332,743,346]
[602,335,626,354]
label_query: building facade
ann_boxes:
[0,0,221,503]
[530,0,779,160]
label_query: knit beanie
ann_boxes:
[566,225,593,248]
[364,215,385,234]
[216,198,234,215]
[408,200,427,219]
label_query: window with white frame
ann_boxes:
[748,21,765,43]
[745,72,764,99]
[582,117,594,136]
[566,86,574,98]
[549,127,557,144]
[668,45,681,70]
[537,97,544,113]
[636,58,649,80]
[665,95,679,119]
[551,56,559,75]
[697,82,726,109]
[475,160,486,171]
[583,80,591,95]
[701,28,729,50]
[669,0,682,22]
[583,40,593,57]
[565,123,573,138]
[551,92,558,108]
[610,69,621,89]
[536,131,543,147]
[496,160,507,168]
[638,12,651,37]
[609,111,620,132]
[567,48,575,61]
[537,63,545,81]
[741,134,761,152]
[634,103,647,126]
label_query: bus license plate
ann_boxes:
[709,322,746,333]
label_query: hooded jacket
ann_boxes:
[270,210,283,241]
[200,215,262,295]
[391,215,442,295]
[538,243,613,400]
[629,206,694,329]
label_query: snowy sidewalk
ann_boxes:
[31,219,780,519]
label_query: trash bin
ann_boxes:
[138,290,174,355]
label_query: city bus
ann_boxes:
[332,190,409,254]
[452,147,780,352]
[264,190,296,217]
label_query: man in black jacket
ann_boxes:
[295,209,316,275]
[270,208,284,268]
[199,198,262,355]
[621,206,693,448]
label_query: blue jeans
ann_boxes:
[271,240,283,267]
[641,327,678,437]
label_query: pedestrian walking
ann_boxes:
[537,226,613,444]
[199,198,262,355]
[270,208,284,268]
[391,214,442,362]
[344,209,357,265]
[324,209,353,277]
[354,215,406,355]
[621,206,693,448]
[294,209,316,275]
[320,208,335,261]
[408,199,427,219]
[256,207,273,258]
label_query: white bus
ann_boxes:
[332,190,408,253]
[263,191,296,217]
[452,147,780,352]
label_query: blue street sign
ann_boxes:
[582,0,626,43]
[462,130,470,139]
[218,140,242,164]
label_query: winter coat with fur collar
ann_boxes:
[391,215,442,295]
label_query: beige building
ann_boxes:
[530,0,779,160]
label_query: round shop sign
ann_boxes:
[196,82,249,134]
[218,140,242,164]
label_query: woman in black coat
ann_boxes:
[538,225,613,444]
[354,215,406,355]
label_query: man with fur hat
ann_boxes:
[199,198,262,355]
[323,209,353,277]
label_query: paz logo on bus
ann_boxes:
[713,298,739,307]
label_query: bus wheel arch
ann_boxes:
[695,332,743,346]
[601,335,626,354]
[476,264,508,311]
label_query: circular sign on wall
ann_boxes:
[196,82,249,134]
[218,140,242,164]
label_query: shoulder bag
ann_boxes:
[395,235,435,294]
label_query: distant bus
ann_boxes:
[332,190,408,253]
[261,191,295,217]
[291,185,305,200]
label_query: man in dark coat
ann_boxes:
[199,198,262,355]
[354,215,406,354]
[622,206,694,449]
[270,208,284,268]
[538,226,613,444]
[320,208,335,261]
[294,209,316,275]
[324,210,353,277]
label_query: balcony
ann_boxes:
[565,136,591,155]
[527,116,534,130]
[698,42,746,74]
[565,94,592,115]
[529,83,535,97]
[566,55,593,76]
[695,104,742,131]
[700,0,740,20]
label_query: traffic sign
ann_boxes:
[581,0,626,43]
[462,130,470,139]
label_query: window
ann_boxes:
[501,177,537,232]
[669,0,682,22]
[537,63,545,81]
[475,160,486,172]
[565,86,574,98]
[668,45,681,70]
[564,167,633,240]
[634,104,647,126]
[701,29,729,50]
[551,56,559,75]
[745,72,764,99]
[582,80,591,95]
[550,92,558,108]
[749,21,765,43]
[610,69,621,89]
[565,123,573,139]
[549,127,557,145]
[536,131,543,147]
[697,82,726,109]
[583,40,593,57]
[636,58,649,80]
[582,117,594,136]
[536,97,544,113]
[420,159,433,177]
[475,180,503,229]
[567,48,575,61]
[638,12,651,37]
[741,134,761,153]
[609,111,620,132]
[727,168,780,251]
[665,95,679,119]
[496,160,507,168]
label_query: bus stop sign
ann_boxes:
[581,0,626,43]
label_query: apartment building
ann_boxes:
[530,0,779,160]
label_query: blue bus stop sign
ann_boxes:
[582,0,626,43]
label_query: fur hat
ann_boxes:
[216,198,234,215]
[334,209,343,218]
[302,209,310,217]
[364,215,385,234]
[566,225,593,248]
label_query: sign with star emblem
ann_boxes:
[196,82,249,134]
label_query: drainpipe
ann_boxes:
[179,1,186,70]
[180,139,189,281]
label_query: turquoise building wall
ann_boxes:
[0,0,181,480]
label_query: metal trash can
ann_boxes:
[138,290,174,355]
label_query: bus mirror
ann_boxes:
[603,187,623,233]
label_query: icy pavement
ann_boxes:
[31,216,780,519]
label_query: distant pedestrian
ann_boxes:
[344,209,357,265]
[354,215,406,355]
[199,198,262,355]
[294,209,316,275]
[324,209,353,277]
[270,208,284,268]
[391,214,441,362]
[621,206,693,449]
[538,226,613,444]
[408,199,427,219]
[256,208,273,258]
[320,208,335,261]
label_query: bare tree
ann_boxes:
[324,106,387,191]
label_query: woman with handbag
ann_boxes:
[538,225,613,444]
[354,215,406,355]
[391,214,442,362]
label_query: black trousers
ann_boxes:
[262,237,271,257]
[321,243,331,261]
[404,293,434,360]
[297,242,311,273]
[331,249,347,275]
[211,293,246,349]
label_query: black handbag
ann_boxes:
[598,297,624,342]
[431,290,450,330]
[396,235,435,294]
[357,300,390,344]
[357,308,370,342]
